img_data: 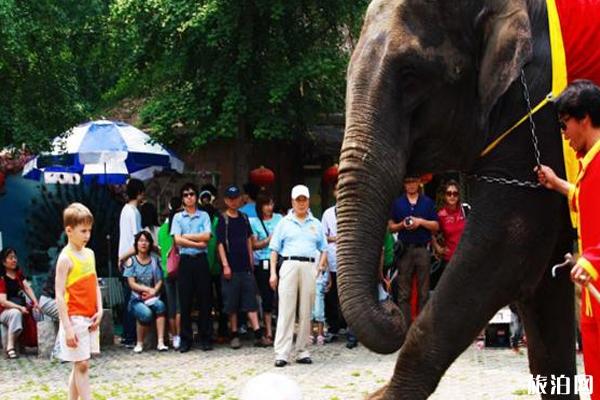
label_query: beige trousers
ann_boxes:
[274,260,316,362]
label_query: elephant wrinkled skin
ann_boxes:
[338,0,578,399]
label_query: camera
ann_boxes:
[404,217,414,226]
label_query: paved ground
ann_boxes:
[0,339,587,400]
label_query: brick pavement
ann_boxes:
[0,340,588,399]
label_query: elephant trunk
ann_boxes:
[337,132,408,354]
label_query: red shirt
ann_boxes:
[0,271,26,315]
[437,206,466,261]
[568,140,600,319]
[569,141,600,278]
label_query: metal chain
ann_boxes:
[468,174,541,188]
[520,69,542,170]
[470,69,543,189]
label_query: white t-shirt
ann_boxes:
[321,205,337,272]
[118,203,142,257]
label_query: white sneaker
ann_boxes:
[173,336,181,350]
[133,344,143,353]
[157,343,169,352]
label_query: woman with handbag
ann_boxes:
[250,191,282,344]
[0,247,40,359]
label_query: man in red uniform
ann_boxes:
[537,80,600,398]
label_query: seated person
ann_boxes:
[0,248,40,359]
[123,231,168,353]
[39,266,59,321]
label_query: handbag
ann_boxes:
[167,245,180,279]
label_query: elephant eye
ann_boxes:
[396,68,429,111]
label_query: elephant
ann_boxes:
[337,0,587,398]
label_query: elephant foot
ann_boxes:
[366,384,390,400]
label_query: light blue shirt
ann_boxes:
[170,209,212,255]
[250,213,283,261]
[239,202,258,218]
[269,213,327,258]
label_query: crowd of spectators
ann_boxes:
[1,174,473,362]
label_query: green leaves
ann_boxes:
[108,0,369,148]
[0,0,369,152]
[0,0,111,152]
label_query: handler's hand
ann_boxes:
[571,263,592,286]
[535,165,559,190]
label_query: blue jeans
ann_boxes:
[129,298,166,325]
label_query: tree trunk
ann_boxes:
[234,115,251,185]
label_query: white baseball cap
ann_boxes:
[291,184,310,200]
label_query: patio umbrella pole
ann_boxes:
[104,161,113,304]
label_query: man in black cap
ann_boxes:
[216,185,270,349]
[388,175,439,327]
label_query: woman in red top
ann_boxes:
[431,180,467,290]
[0,248,39,359]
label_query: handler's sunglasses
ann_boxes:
[559,116,571,131]
[445,191,459,197]
[183,191,196,198]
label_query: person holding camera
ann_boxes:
[388,175,439,327]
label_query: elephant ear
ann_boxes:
[477,0,532,118]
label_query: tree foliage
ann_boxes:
[0,0,114,151]
[0,0,368,151]
[100,0,368,148]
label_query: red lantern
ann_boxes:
[0,171,5,192]
[249,166,275,187]
[323,164,339,185]
[420,173,433,184]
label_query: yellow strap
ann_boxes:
[585,288,593,317]
[479,95,551,157]
[547,0,567,97]
[546,0,579,228]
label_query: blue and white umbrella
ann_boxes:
[23,120,184,184]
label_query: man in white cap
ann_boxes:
[269,185,328,367]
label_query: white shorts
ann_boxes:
[56,316,100,362]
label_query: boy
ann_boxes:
[217,185,269,349]
[55,203,103,400]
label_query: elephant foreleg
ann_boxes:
[369,187,567,399]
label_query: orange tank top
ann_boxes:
[63,246,98,317]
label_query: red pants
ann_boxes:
[581,290,600,400]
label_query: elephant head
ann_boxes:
[337,0,533,354]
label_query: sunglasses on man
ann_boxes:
[182,191,196,198]
[559,116,572,132]
[445,191,459,197]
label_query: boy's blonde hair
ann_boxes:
[63,202,94,228]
